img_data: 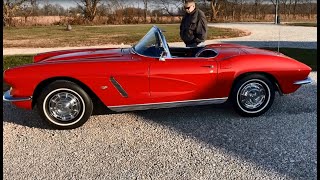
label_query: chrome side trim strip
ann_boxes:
[108,97,228,112]
[293,77,312,85]
[3,90,32,102]
[110,77,128,98]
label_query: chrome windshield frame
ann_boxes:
[153,25,172,58]
[131,25,172,59]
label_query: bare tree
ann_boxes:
[3,0,30,26]
[157,0,183,16]
[239,0,245,21]
[20,0,37,22]
[305,0,313,19]
[280,0,288,17]
[253,0,262,19]
[206,0,222,21]
[40,0,67,16]
[270,0,280,23]
[76,0,102,21]
[230,0,237,20]
[292,0,301,19]
[287,0,293,17]
[143,0,148,23]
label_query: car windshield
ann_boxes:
[132,26,163,57]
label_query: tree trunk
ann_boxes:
[79,0,100,22]
[293,0,298,19]
[210,0,220,21]
[144,0,148,23]
[3,0,29,27]
[287,0,292,17]
[239,0,244,21]
[308,0,312,20]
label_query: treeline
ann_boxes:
[3,0,317,26]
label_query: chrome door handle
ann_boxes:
[202,65,214,68]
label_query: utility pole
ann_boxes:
[275,0,279,24]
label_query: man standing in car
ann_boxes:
[180,0,208,47]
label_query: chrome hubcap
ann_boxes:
[239,82,266,109]
[48,92,81,121]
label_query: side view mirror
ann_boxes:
[159,51,167,62]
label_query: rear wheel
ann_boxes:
[231,74,275,117]
[37,80,93,129]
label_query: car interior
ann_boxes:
[142,45,218,58]
[169,47,218,58]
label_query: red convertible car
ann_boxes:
[3,26,312,129]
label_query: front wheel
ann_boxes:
[231,74,275,117]
[37,80,93,129]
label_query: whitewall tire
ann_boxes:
[37,80,93,129]
[231,74,275,117]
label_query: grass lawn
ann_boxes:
[284,22,317,27]
[3,24,247,48]
[262,47,317,71]
[3,47,316,92]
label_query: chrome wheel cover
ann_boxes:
[48,92,81,121]
[239,82,266,109]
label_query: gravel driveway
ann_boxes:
[3,72,317,179]
[3,23,317,179]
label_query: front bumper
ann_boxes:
[3,90,32,102]
[293,77,312,85]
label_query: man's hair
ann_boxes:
[184,0,195,3]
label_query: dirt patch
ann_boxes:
[4,39,32,47]
[237,29,252,36]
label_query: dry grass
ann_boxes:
[3,24,248,48]
[10,15,317,26]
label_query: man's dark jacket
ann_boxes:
[180,8,207,45]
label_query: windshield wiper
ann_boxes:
[130,45,136,54]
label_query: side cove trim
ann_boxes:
[110,77,128,98]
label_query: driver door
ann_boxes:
[149,57,218,103]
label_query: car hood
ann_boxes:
[33,48,130,63]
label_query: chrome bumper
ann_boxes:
[3,90,32,102]
[293,77,312,85]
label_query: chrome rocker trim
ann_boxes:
[3,90,32,102]
[109,97,228,112]
[293,77,312,85]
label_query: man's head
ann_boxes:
[184,0,196,14]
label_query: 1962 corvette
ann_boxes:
[3,25,312,129]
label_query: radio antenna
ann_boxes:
[277,23,280,53]
[275,0,280,53]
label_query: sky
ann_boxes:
[38,0,144,9]
[38,0,78,8]
[39,0,317,9]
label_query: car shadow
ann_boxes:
[3,83,317,179]
[131,84,317,179]
[3,102,53,129]
[2,99,118,129]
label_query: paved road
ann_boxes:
[3,23,317,55]
[207,23,317,49]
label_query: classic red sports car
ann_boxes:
[3,26,312,129]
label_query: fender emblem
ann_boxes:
[101,86,108,90]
